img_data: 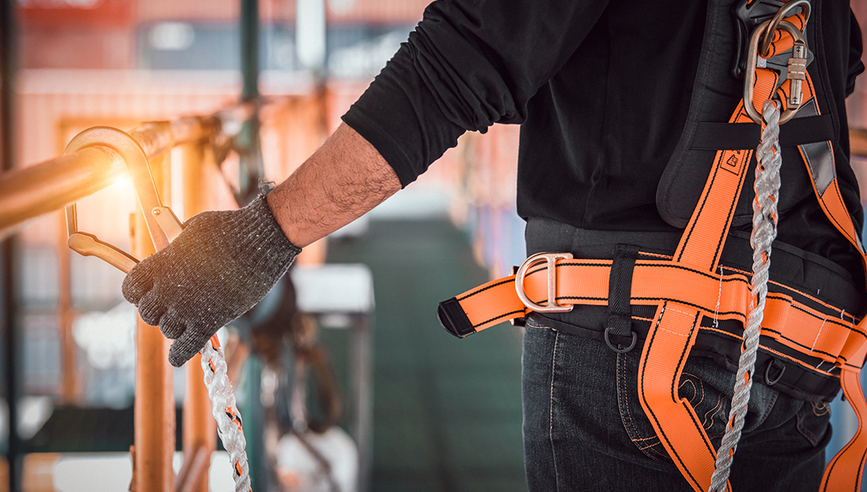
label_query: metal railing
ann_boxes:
[0,96,313,491]
[0,103,256,234]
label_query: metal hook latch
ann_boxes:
[64,126,183,273]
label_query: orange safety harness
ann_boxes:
[437,3,867,491]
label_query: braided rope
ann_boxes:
[708,100,781,492]
[201,335,252,492]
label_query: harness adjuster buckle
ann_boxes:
[515,252,574,314]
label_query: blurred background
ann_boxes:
[1,1,867,491]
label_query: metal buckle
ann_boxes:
[514,252,574,313]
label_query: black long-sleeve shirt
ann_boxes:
[343,0,865,275]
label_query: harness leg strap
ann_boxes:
[821,366,867,491]
[638,302,731,492]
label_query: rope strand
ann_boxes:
[708,100,781,492]
[201,335,252,492]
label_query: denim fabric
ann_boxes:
[522,320,832,492]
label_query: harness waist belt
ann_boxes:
[440,248,865,360]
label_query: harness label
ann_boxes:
[722,149,748,176]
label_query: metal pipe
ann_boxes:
[0,147,127,231]
[174,444,211,492]
[850,128,867,158]
[133,152,175,492]
[57,209,77,404]
[241,0,260,102]
[181,142,215,492]
[0,102,261,233]
[1,0,21,489]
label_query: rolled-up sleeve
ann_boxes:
[342,0,609,187]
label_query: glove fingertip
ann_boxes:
[122,265,154,303]
[169,330,212,367]
[159,310,186,340]
[168,342,194,368]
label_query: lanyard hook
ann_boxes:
[64,126,183,273]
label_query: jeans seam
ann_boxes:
[617,353,669,463]
[549,330,560,490]
[617,355,642,446]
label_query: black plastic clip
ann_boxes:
[437,298,477,339]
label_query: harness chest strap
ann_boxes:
[437,11,867,492]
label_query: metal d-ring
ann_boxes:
[764,359,787,386]
[604,326,637,354]
[514,252,574,313]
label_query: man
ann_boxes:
[122,1,866,490]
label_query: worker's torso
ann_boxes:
[517,0,864,282]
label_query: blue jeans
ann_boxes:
[521,320,833,491]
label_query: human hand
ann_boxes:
[122,196,301,366]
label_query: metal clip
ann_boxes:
[744,0,811,125]
[64,127,183,273]
[514,252,574,314]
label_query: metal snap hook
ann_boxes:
[63,126,184,273]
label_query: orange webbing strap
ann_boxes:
[635,28,801,488]
[797,73,867,269]
[821,319,867,491]
[635,96,755,491]
[445,257,859,369]
[822,366,867,491]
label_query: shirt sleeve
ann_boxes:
[342,0,610,187]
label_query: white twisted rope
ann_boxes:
[708,100,782,492]
[201,335,252,492]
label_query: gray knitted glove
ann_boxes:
[122,196,301,367]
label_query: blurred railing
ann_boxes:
[0,96,321,491]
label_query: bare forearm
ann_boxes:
[265,122,401,248]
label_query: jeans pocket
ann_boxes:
[795,400,831,447]
[616,352,671,463]
[616,354,733,463]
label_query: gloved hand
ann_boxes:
[122,195,301,367]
